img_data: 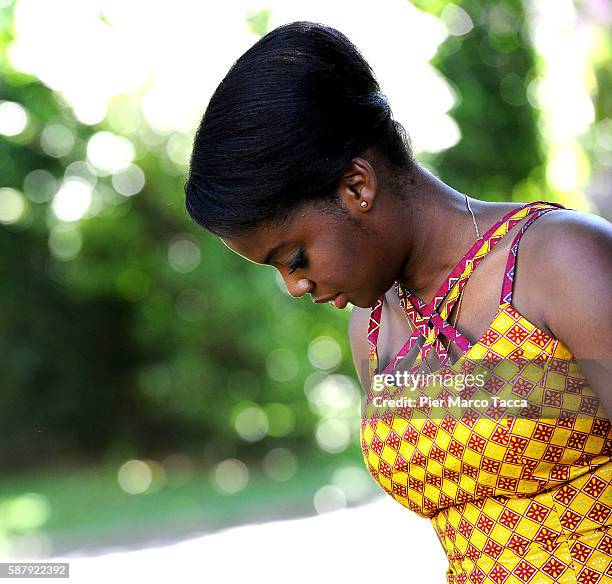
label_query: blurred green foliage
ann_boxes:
[0,67,355,473]
[414,0,545,199]
[0,0,607,482]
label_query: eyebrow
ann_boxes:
[262,240,288,265]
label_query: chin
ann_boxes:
[349,292,378,309]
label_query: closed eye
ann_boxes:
[288,247,308,274]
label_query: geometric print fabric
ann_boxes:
[359,202,612,583]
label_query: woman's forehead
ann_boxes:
[221,225,294,266]
[220,202,326,264]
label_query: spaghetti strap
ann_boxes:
[368,200,567,375]
[499,202,567,305]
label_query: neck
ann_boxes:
[395,165,483,302]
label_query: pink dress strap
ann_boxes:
[499,203,566,304]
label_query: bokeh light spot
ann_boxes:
[64,161,98,188]
[262,447,298,482]
[40,123,75,158]
[233,404,269,442]
[0,188,27,224]
[0,493,51,531]
[51,178,92,222]
[441,4,473,36]
[0,101,28,136]
[305,374,359,415]
[168,237,201,273]
[175,288,208,322]
[307,336,342,371]
[212,458,249,494]
[166,133,193,167]
[313,484,346,514]
[331,465,376,503]
[87,131,134,175]
[112,163,146,197]
[23,169,57,203]
[263,403,296,437]
[117,459,153,495]
[266,348,299,382]
[315,418,351,454]
[48,223,82,261]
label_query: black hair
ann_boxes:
[185,21,415,238]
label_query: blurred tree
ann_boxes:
[413,0,546,201]
[0,0,553,472]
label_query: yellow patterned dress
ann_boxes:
[360,201,612,584]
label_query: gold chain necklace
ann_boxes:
[419,193,480,373]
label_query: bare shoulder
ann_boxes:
[528,208,612,275]
[536,207,612,240]
[523,207,612,341]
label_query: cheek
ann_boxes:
[310,239,355,284]
[313,224,381,289]
[336,238,372,286]
[349,238,398,300]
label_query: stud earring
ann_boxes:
[360,201,369,208]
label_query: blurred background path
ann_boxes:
[4,496,447,584]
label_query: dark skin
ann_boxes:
[222,149,612,419]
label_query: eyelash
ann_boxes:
[288,248,308,274]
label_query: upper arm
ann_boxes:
[348,306,371,392]
[535,209,612,418]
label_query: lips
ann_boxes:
[313,292,341,304]
[312,292,349,309]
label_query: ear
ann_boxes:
[337,157,378,213]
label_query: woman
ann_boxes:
[185,21,612,584]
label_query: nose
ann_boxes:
[286,276,313,298]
